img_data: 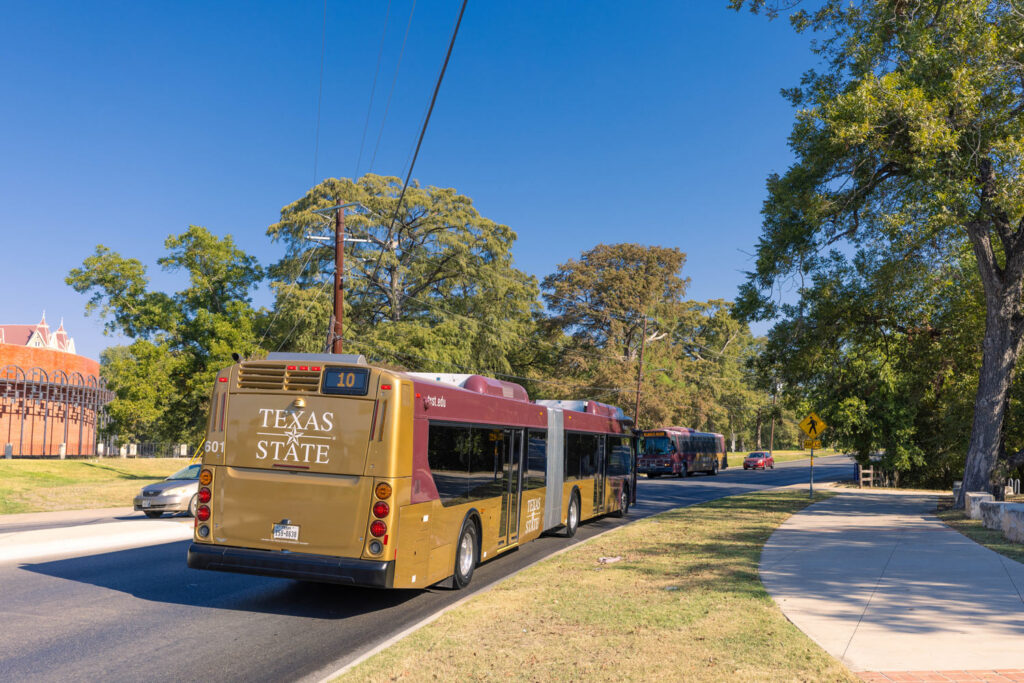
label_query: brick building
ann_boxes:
[0,314,112,456]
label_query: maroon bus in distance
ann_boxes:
[637,426,726,478]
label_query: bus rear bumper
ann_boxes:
[187,543,395,588]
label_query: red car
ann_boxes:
[743,451,774,470]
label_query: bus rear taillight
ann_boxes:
[197,505,211,522]
[370,520,387,537]
[199,469,212,486]
[198,487,211,503]
[372,501,389,518]
[375,482,392,499]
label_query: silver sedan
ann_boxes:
[133,463,200,518]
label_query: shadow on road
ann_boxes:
[20,540,424,619]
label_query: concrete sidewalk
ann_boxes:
[761,489,1024,675]
[0,507,193,565]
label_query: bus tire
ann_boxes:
[679,465,688,479]
[564,492,580,538]
[709,461,718,476]
[453,518,479,589]
[612,485,629,518]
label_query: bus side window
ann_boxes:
[525,430,546,490]
[607,437,630,476]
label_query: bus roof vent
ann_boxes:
[265,352,367,365]
[535,399,587,413]
[535,399,631,422]
[407,373,529,401]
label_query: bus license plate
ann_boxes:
[273,523,299,541]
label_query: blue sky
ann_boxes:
[1,1,815,360]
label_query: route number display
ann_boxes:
[322,367,370,396]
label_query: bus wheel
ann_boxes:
[709,461,719,476]
[564,493,580,538]
[678,465,688,478]
[612,486,629,518]
[453,519,479,589]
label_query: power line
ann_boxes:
[311,0,328,185]
[369,0,417,173]
[383,0,468,233]
[354,0,393,178]
[274,277,333,352]
[256,244,323,350]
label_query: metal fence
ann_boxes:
[95,441,194,459]
[1,363,113,457]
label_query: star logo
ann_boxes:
[283,425,305,446]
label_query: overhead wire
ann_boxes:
[255,236,326,350]
[369,0,418,173]
[311,0,328,185]
[380,0,468,237]
[274,276,334,352]
[354,0,394,178]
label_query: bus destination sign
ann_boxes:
[322,367,371,396]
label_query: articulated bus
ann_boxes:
[187,353,636,589]
[637,427,726,478]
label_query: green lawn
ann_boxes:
[0,458,192,514]
[338,489,853,682]
[728,448,842,466]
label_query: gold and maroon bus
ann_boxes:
[187,353,636,589]
[637,427,726,478]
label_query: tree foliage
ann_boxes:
[262,174,539,376]
[67,226,263,443]
[66,195,773,453]
[732,0,1024,496]
[539,244,765,437]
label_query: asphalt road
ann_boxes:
[0,455,853,683]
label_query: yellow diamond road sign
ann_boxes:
[799,412,827,438]
[804,439,822,450]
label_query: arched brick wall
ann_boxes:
[0,344,107,456]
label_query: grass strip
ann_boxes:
[0,458,190,514]
[338,489,854,683]
[727,449,841,466]
[935,496,1024,565]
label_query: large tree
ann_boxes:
[733,0,1024,503]
[539,243,688,421]
[67,226,263,443]
[263,174,538,376]
[539,243,765,433]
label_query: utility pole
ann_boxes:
[332,204,345,354]
[633,316,648,426]
[768,381,778,458]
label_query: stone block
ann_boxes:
[1001,503,1024,544]
[979,501,1004,530]
[966,492,994,520]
